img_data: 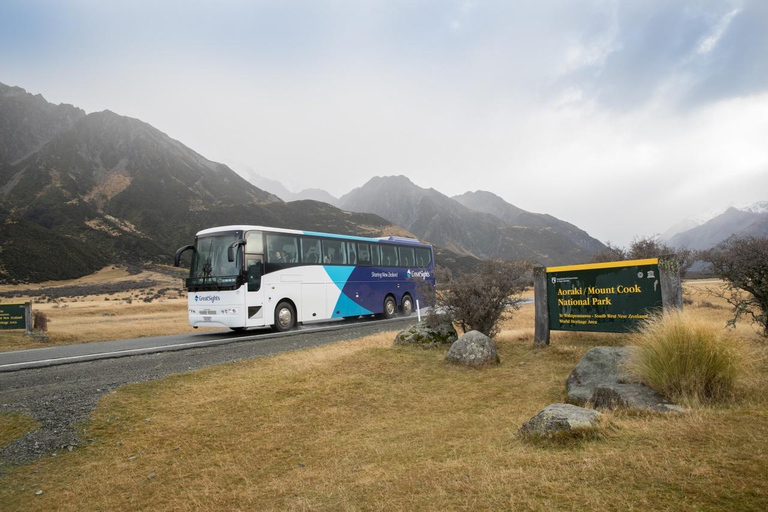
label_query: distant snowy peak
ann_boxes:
[662,201,767,241]
[665,200,768,250]
[737,200,768,215]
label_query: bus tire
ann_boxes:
[400,294,413,317]
[274,301,296,332]
[383,295,397,319]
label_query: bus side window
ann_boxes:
[415,247,431,268]
[301,238,321,264]
[370,245,381,266]
[399,246,415,268]
[381,245,398,267]
[348,243,357,265]
[322,239,347,265]
[357,243,371,265]
[266,234,298,264]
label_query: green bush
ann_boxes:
[630,311,745,404]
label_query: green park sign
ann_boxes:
[0,302,30,331]
[533,257,681,345]
[546,258,663,333]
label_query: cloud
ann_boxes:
[696,8,742,55]
[2,0,768,246]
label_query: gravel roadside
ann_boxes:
[0,317,412,471]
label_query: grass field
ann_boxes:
[1,276,766,511]
[0,266,223,352]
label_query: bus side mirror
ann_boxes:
[228,239,246,262]
[174,245,195,267]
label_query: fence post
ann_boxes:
[24,301,33,335]
[658,256,683,311]
[533,266,550,345]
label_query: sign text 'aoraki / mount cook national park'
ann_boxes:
[546,258,663,333]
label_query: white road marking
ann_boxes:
[0,317,408,371]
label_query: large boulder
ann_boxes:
[445,330,499,367]
[567,347,683,413]
[566,347,633,405]
[393,319,458,348]
[519,403,601,437]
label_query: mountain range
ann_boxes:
[663,202,768,250]
[229,163,340,205]
[337,176,606,264]
[5,80,763,284]
[0,83,411,282]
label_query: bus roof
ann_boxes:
[195,225,429,246]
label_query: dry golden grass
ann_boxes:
[1,290,767,511]
[0,266,220,352]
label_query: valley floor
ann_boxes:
[0,266,221,352]
[0,278,766,511]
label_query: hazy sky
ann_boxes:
[3,0,768,245]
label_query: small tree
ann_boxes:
[590,241,627,263]
[703,236,768,337]
[591,235,694,277]
[428,259,529,338]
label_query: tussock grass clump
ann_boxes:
[631,311,746,404]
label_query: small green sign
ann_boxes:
[546,259,663,333]
[0,303,27,330]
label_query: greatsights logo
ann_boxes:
[407,269,431,279]
[194,295,221,303]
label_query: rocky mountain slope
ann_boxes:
[666,202,768,250]
[0,82,85,167]
[0,84,452,282]
[453,190,605,254]
[338,176,605,265]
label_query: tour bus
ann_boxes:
[174,225,435,332]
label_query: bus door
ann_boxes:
[244,254,265,326]
[244,231,266,326]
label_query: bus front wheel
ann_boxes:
[274,301,296,332]
[383,296,397,319]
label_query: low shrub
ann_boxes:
[33,310,49,332]
[630,311,745,404]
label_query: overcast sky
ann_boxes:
[3,0,768,245]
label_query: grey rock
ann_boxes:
[566,347,634,405]
[567,346,683,413]
[445,331,500,367]
[591,384,685,413]
[393,319,458,348]
[519,403,601,437]
[147,472,157,480]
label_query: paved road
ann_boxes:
[0,315,414,469]
[0,315,417,372]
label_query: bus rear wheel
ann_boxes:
[383,296,397,319]
[400,295,413,317]
[274,301,296,332]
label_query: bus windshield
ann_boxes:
[188,233,241,288]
